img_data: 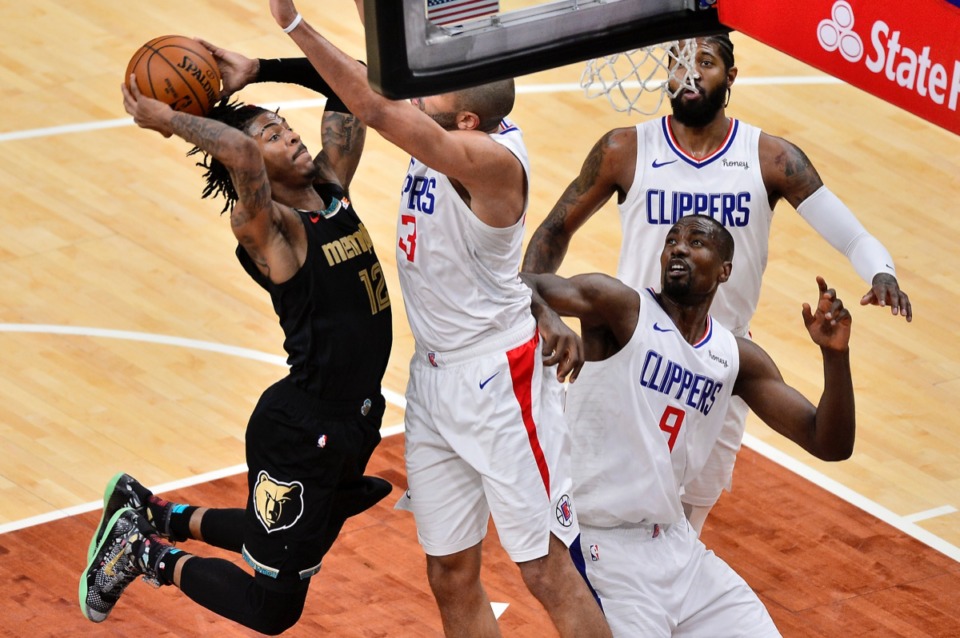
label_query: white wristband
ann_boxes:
[282,13,303,33]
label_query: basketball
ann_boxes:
[125,35,221,117]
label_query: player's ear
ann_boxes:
[726,65,738,88]
[456,111,481,131]
[718,260,733,284]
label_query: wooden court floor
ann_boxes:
[0,1,958,635]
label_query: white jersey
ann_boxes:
[617,116,773,337]
[565,289,739,527]
[396,119,532,352]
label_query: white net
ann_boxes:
[580,39,699,115]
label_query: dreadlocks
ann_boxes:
[186,99,272,213]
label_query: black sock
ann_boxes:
[134,534,186,586]
[145,494,196,542]
[167,504,198,541]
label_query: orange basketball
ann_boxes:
[125,35,221,116]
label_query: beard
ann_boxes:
[661,277,692,299]
[669,83,727,128]
[430,111,459,130]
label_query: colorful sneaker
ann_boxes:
[79,507,159,622]
[87,473,183,563]
[87,473,153,563]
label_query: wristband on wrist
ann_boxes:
[282,13,303,33]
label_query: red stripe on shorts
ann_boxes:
[506,332,550,496]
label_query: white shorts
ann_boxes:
[402,318,578,562]
[578,521,780,637]
[681,394,749,507]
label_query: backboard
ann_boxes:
[364,0,725,98]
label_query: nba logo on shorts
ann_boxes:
[428,352,438,367]
[555,494,573,527]
[590,544,600,562]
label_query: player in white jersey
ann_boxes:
[523,215,856,636]
[269,1,612,636]
[522,34,910,533]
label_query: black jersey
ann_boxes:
[237,186,392,401]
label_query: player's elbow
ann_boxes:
[819,445,854,462]
[812,435,855,462]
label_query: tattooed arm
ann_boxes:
[521,126,638,273]
[758,133,824,210]
[122,79,285,274]
[317,109,367,195]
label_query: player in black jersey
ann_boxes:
[79,52,392,635]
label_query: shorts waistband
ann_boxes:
[581,520,678,539]
[415,316,537,367]
[271,378,385,418]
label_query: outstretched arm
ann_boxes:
[269,0,524,227]
[521,272,640,361]
[734,276,854,461]
[198,40,367,193]
[760,133,912,322]
[522,127,635,273]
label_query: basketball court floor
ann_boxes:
[0,1,958,636]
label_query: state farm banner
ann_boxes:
[719,0,960,135]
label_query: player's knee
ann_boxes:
[426,551,482,603]
[248,582,308,635]
[517,542,570,601]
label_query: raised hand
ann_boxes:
[802,276,852,352]
[861,272,912,322]
[197,40,258,98]
[121,76,175,138]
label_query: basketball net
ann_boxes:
[580,39,698,115]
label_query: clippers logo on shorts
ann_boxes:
[555,494,574,527]
[253,471,305,534]
[589,544,600,562]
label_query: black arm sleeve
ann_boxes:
[255,57,351,114]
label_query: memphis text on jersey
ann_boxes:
[321,222,375,266]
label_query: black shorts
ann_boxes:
[240,377,384,589]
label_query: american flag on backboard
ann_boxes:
[426,0,500,27]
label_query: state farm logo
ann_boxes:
[816,0,960,111]
[817,1,863,62]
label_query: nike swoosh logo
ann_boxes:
[479,371,500,389]
[103,545,124,577]
[652,323,674,333]
[651,159,678,168]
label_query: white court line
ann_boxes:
[0,323,406,409]
[743,433,960,562]
[0,323,407,536]
[0,75,844,143]
[904,505,958,524]
[2,323,957,564]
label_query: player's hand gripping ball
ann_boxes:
[125,36,221,116]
